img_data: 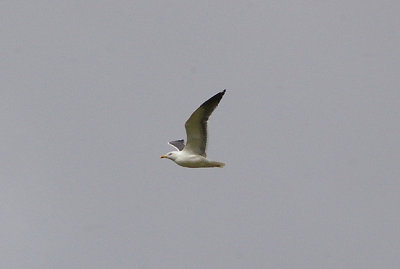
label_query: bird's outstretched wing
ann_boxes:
[183,90,226,157]
[168,139,185,151]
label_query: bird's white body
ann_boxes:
[163,151,225,168]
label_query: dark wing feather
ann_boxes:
[183,90,226,157]
[168,139,185,151]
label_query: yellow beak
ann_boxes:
[160,155,167,158]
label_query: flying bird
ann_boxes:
[161,90,226,168]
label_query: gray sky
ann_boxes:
[1,1,400,268]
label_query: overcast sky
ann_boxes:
[1,1,400,268]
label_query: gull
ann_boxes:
[161,90,226,168]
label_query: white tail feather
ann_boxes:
[210,161,225,168]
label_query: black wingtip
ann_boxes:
[216,89,226,98]
[214,89,226,101]
[198,89,227,110]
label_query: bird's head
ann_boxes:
[160,151,179,161]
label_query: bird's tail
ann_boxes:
[210,161,225,168]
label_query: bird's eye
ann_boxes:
[168,153,172,156]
